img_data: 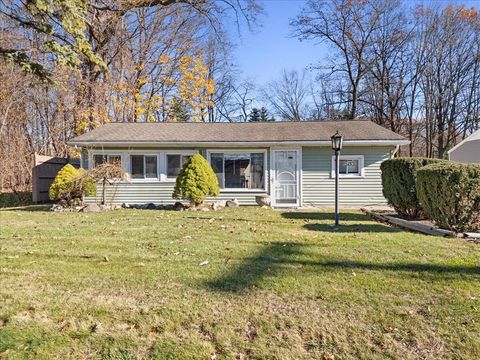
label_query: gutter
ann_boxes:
[68,140,410,147]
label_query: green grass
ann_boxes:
[0,207,479,359]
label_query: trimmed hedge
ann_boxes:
[381,157,445,218]
[0,191,32,208]
[417,162,480,232]
[173,154,219,205]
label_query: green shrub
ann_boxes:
[49,164,96,201]
[0,191,32,208]
[381,157,445,218]
[417,162,480,232]
[172,154,219,205]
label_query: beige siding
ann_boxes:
[302,146,394,207]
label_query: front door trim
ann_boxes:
[270,147,302,208]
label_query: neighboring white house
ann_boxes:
[68,120,409,208]
[448,129,480,164]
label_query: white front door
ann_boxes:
[272,150,299,207]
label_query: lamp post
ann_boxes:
[331,131,343,227]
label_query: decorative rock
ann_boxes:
[156,204,165,210]
[164,204,174,211]
[143,203,157,210]
[50,204,64,212]
[212,200,226,211]
[121,203,130,209]
[226,199,239,207]
[70,198,83,207]
[255,195,271,207]
[80,203,102,213]
[173,202,186,211]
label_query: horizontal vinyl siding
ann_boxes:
[302,146,393,208]
[83,147,270,206]
[85,182,266,206]
[84,182,176,205]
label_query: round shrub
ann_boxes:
[172,154,219,205]
[381,157,446,218]
[416,162,480,232]
[49,164,96,201]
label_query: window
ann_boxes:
[93,154,122,167]
[130,155,158,179]
[166,154,192,178]
[210,152,265,189]
[331,155,364,177]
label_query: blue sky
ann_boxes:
[230,0,480,86]
[231,0,323,85]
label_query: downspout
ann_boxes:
[391,145,400,159]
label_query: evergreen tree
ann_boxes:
[248,108,261,122]
[260,107,273,122]
[170,97,190,122]
[173,154,219,205]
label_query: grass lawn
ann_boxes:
[0,206,479,359]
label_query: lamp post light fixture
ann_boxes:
[331,131,343,227]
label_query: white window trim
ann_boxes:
[331,155,365,178]
[89,149,200,183]
[206,149,268,192]
[89,150,124,170]
[162,150,198,182]
[130,154,160,182]
[125,150,161,183]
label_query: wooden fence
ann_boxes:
[32,153,80,203]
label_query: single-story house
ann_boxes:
[68,120,408,208]
[447,129,480,164]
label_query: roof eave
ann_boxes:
[68,139,410,147]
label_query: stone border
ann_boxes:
[361,208,480,240]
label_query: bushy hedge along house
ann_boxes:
[68,120,408,207]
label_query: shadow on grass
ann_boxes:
[282,211,401,233]
[303,223,401,233]
[206,241,479,293]
[282,211,368,222]
[0,205,51,212]
[205,242,303,293]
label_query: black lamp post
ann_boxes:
[331,131,343,227]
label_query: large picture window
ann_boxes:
[130,155,158,179]
[210,152,265,189]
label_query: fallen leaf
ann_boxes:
[199,260,209,266]
[103,256,109,262]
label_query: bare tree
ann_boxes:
[292,0,386,119]
[262,69,309,121]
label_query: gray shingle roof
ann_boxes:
[69,120,407,145]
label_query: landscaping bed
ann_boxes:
[0,207,479,359]
[362,208,480,242]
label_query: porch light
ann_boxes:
[331,131,343,227]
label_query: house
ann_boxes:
[68,120,408,207]
[447,129,480,164]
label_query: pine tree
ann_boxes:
[173,154,219,205]
[170,97,190,122]
[260,107,273,122]
[249,108,261,122]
